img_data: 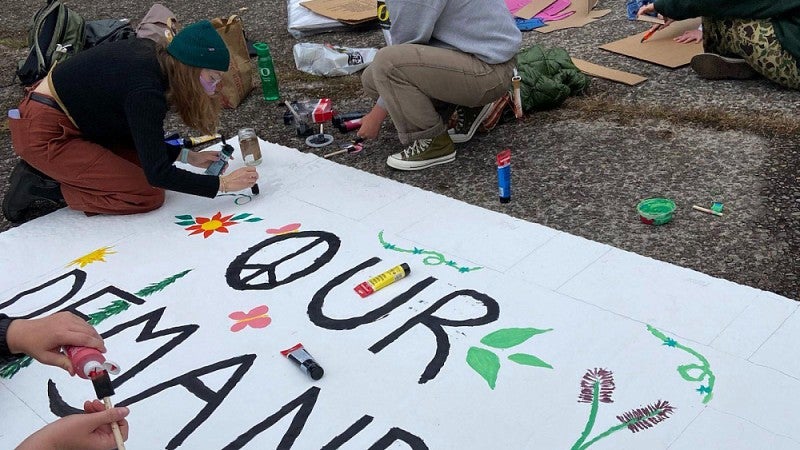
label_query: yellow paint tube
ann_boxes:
[354,263,410,298]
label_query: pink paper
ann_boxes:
[505,0,532,14]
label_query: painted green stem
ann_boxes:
[571,382,600,450]
[578,408,665,450]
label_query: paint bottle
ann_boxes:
[496,149,511,204]
[335,118,363,134]
[205,138,234,176]
[64,346,120,380]
[354,263,410,298]
[331,111,366,129]
[280,343,324,380]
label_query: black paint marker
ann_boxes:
[251,183,260,195]
[280,343,324,380]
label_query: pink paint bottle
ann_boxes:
[64,346,120,379]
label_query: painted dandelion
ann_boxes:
[571,368,674,450]
[617,400,675,433]
[578,368,615,404]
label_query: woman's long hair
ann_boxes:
[155,47,221,135]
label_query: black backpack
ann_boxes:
[16,0,86,86]
[83,19,135,49]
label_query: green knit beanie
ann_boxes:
[167,20,230,71]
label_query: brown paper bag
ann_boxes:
[211,15,254,109]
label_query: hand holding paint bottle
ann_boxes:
[64,346,120,380]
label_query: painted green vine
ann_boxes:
[377,230,482,273]
[647,324,715,403]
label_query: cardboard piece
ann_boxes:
[534,0,610,33]
[515,0,555,20]
[300,0,377,23]
[638,15,666,25]
[599,18,703,68]
[571,58,648,86]
[535,9,610,33]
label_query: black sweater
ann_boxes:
[51,38,219,198]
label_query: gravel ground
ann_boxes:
[1,0,798,299]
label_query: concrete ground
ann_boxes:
[1,0,798,299]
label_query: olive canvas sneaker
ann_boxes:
[690,53,757,80]
[386,134,456,171]
[448,103,493,144]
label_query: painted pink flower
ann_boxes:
[229,305,272,332]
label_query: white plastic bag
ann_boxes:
[293,43,378,77]
[287,0,346,38]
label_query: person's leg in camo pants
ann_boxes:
[702,17,800,89]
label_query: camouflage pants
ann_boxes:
[703,17,800,89]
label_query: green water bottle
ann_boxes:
[254,42,279,101]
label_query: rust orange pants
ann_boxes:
[8,90,165,215]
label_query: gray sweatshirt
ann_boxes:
[387,0,521,64]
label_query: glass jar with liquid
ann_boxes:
[238,128,262,166]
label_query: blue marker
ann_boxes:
[497,149,511,203]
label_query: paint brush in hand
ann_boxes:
[91,370,126,450]
[640,23,664,43]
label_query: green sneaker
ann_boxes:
[386,134,456,171]
[448,104,493,144]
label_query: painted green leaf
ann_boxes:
[480,327,553,349]
[175,215,193,220]
[175,221,196,226]
[231,213,252,221]
[508,353,553,369]
[245,218,263,222]
[466,347,500,389]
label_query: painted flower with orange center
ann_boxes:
[184,212,237,238]
[174,212,262,237]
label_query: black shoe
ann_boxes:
[2,160,64,223]
[690,53,758,80]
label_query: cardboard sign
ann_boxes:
[300,0,377,23]
[599,18,703,68]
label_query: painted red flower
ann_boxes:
[229,305,272,332]
[185,212,238,238]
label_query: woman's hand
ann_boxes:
[16,400,130,450]
[357,105,388,140]
[6,312,105,376]
[187,149,233,172]
[637,3,656,17]
[638,4,674,30]
[219,166,258,193]
[674,29,702,43]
